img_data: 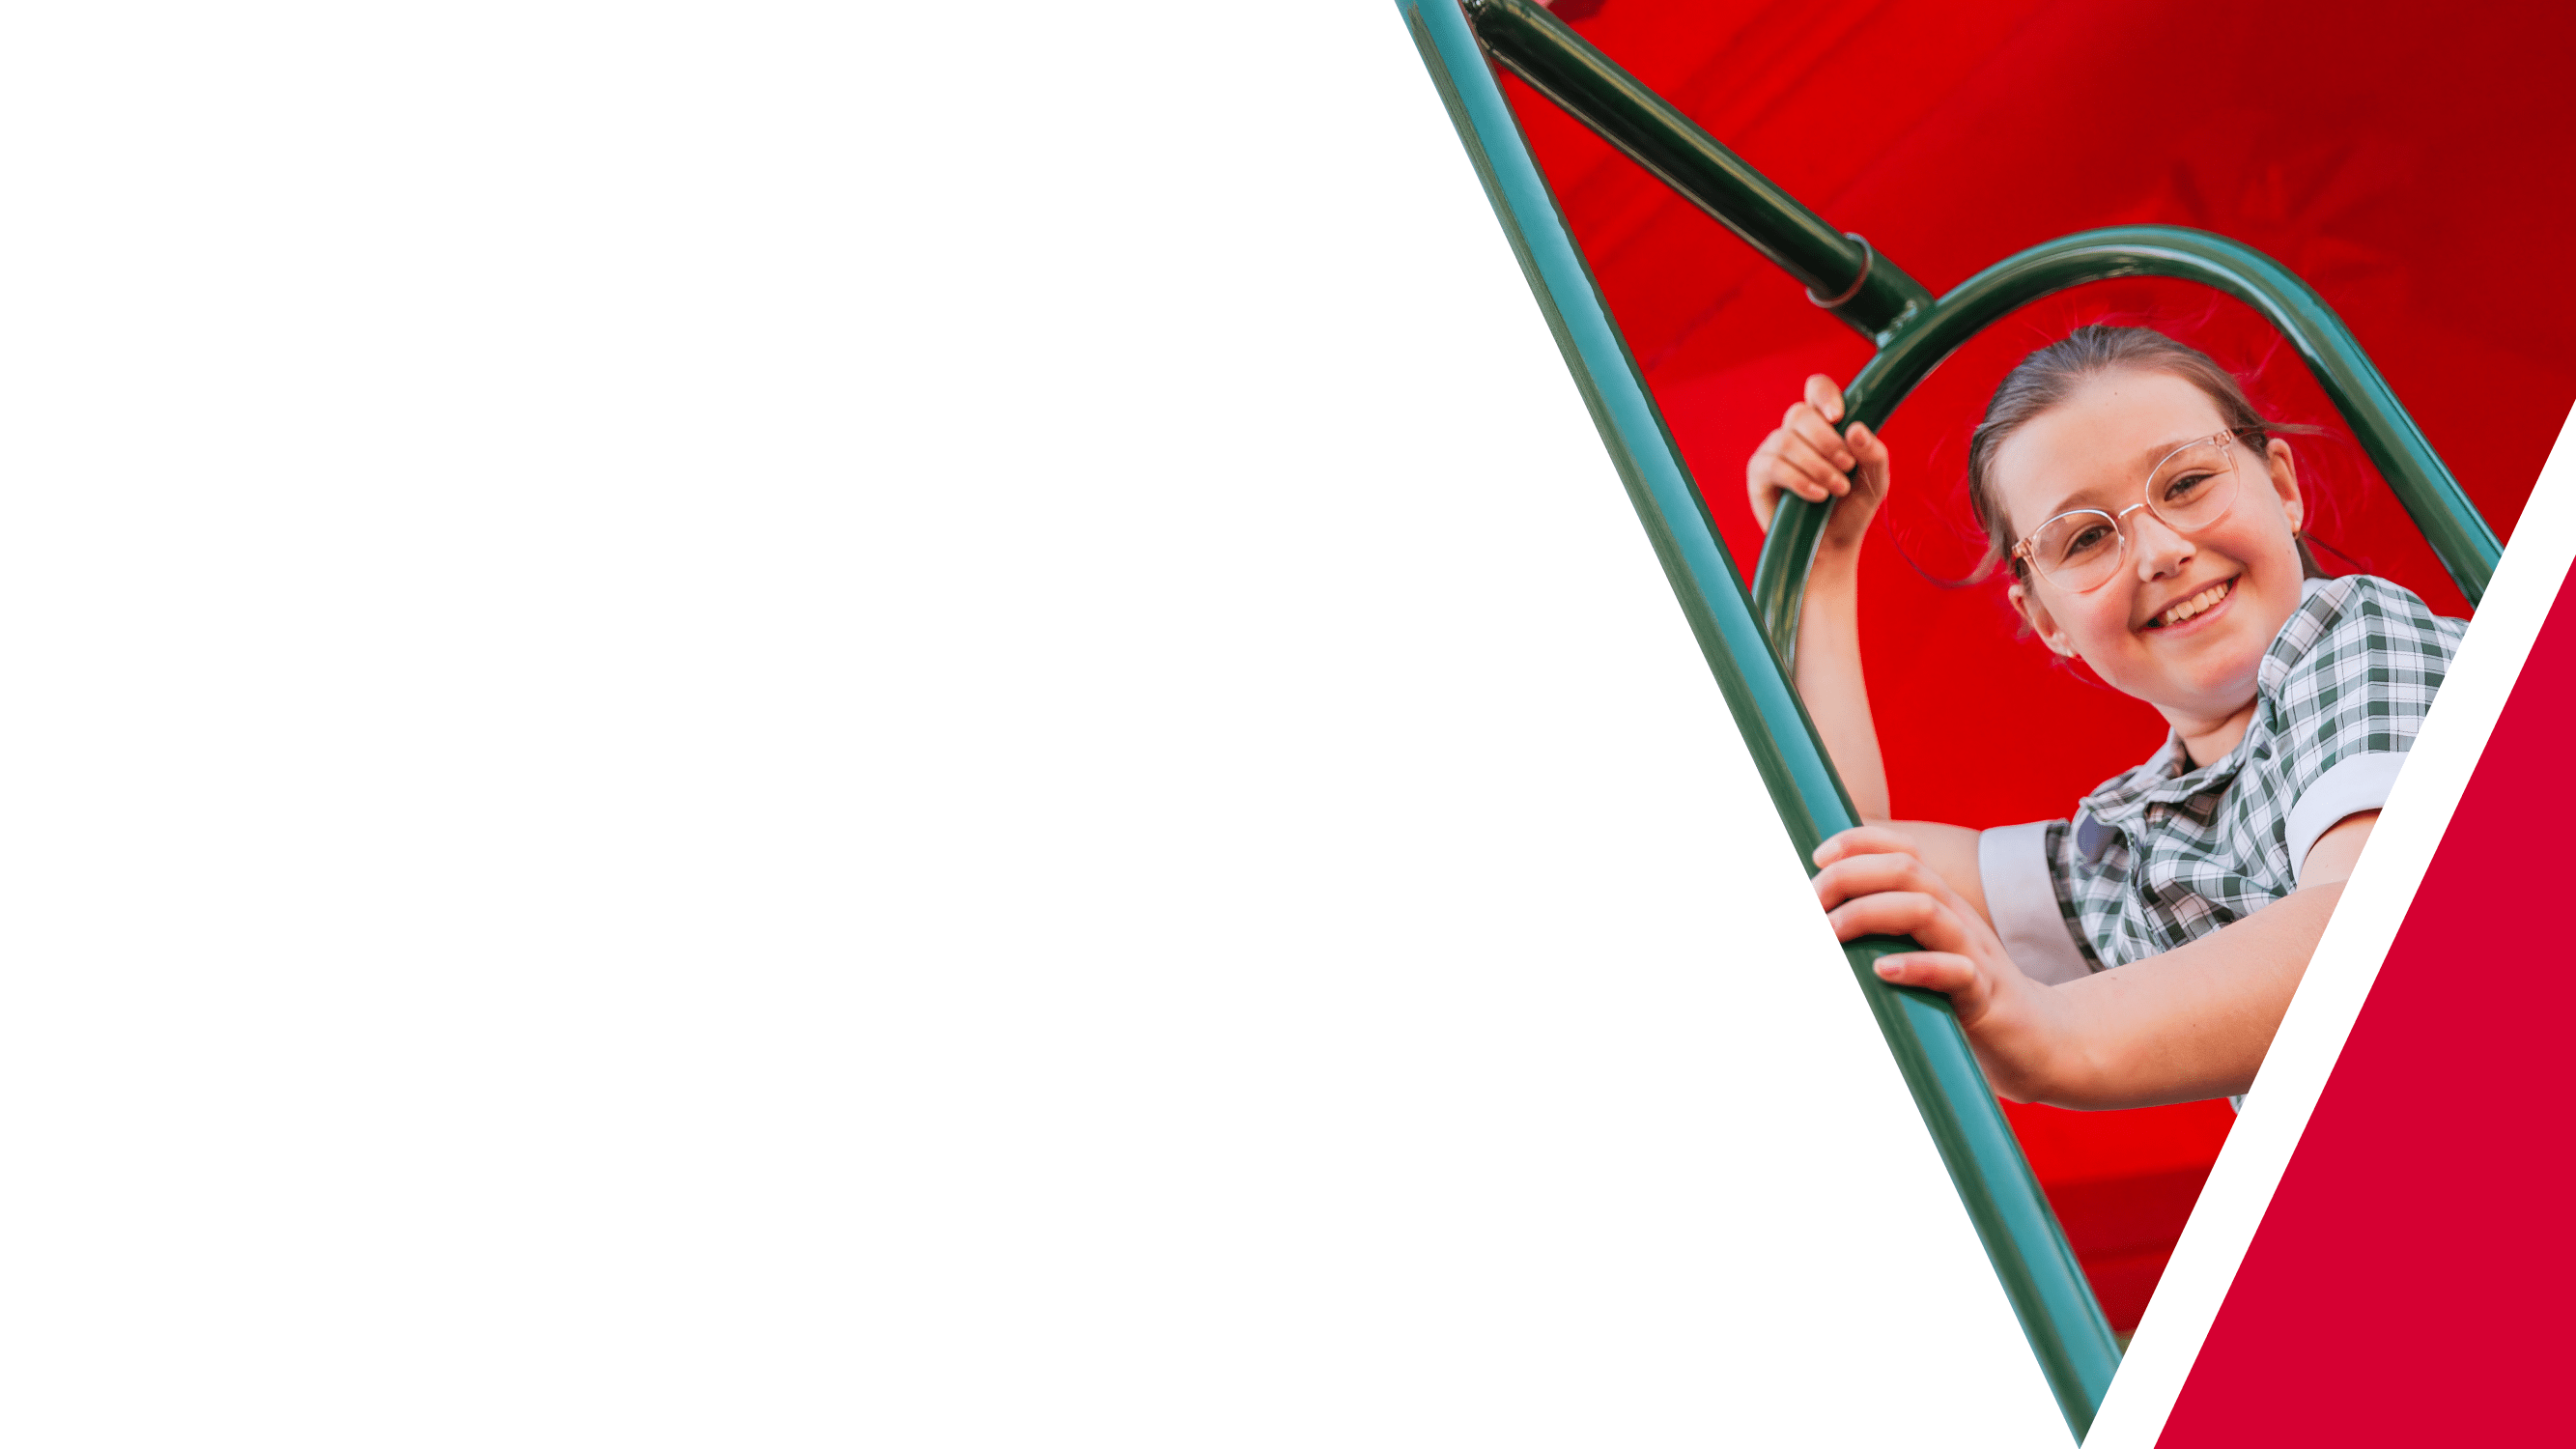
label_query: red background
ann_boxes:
[1504,0,2576,1328]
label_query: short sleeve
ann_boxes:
[2254,575,2465,880]
[2283,753,2405,884]
[1978,820,2094,985]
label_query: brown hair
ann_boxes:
[1966,325,2325,582]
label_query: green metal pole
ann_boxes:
[1462,0,1935,343]
[1396,2,2119,1436]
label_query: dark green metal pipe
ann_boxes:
[1749,226,2504,660]
[1396,2,2118,1436]
[1460,0,1934,343]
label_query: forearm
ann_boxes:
[2018,884,2339,1110]
[1794,548,1890,821]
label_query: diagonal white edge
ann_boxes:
[2084,402,2576,1446]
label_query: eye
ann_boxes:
[2163,470,2215,503]
[2056,523,2114,561]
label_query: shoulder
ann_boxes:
[2249,575,2462,857]
[2258,574,2463,704]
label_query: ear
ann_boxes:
[2008,578,2079,658]
[2266,437,2304,532]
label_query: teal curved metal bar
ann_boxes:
[1397,0,2121,1436]
[1748,226,2505,663]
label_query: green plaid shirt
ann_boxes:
[1981,575,2465,977]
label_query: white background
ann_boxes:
[0,3,2065,1442]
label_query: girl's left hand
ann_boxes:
[1811,826,2067,1102]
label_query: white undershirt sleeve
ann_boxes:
[1976,820,2092,986]
[2285,752,2407,887]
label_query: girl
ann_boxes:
[1745,326,2463,1111]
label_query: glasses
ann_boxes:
[2008,430,2246,592]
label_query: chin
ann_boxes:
[2093,631,2266,710]
[2155,645,2267,711]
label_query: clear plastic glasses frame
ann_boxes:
[2007,429,2248,592]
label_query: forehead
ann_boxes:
[1990,368,2230,517]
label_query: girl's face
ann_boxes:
[1996,367,2308,736]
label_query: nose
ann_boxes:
[2128,506,2194,581]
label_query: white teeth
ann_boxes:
[2155,579,2233,628]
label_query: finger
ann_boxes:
[1746,434,1829,513]
[1825,889,1945,943]
[1813,824,1925,868]
[1816,851,1987,943]
[1812,851,1952,913]
[1825,891,1980,956]
[1843,422,1891,499]
[1785,404,1857,474]
[1845,420,1889,474]
[1767,431,1852,498]
[1872,951,1979,995]
[1751,449,1833,506]
[1803,373,1846,425]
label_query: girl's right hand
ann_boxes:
[1811,825,2067,1103]
[1745,373,1890,554]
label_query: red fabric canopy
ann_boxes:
[1506,0,2576,1329]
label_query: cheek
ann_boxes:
[2215,508,2301,572]
[2054,592,2135,651]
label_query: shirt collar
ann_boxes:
[2073,576,2346,856]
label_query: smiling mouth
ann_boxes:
[2145,575,2237,630]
